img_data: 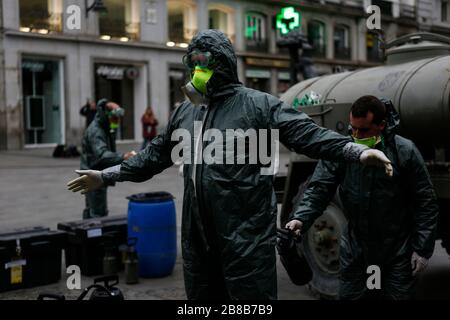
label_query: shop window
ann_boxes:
[168,0,197,44]
[19,0,63,33]
[208,4,235,43]
[22,58,63,145]
[334,24,351,60]
[366,32,383,62]
[245,11,268,52]
[307,20,326,58]
[99,0,140,40]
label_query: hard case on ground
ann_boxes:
[0,226,66,292]
[57,216,127,276]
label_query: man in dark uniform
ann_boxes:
[80,99,136,219]
[286,96,439,299]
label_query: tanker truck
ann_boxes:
[277,32,450,299]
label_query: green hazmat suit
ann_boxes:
[102,30,368,299]
[291,105,439,299]
[80,99,124,219]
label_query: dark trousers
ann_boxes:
[339,251,417,300]
[83,186,108,219]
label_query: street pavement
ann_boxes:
[0,144,448,300]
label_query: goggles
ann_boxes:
[107,107,125,118]
[182,50,216,70]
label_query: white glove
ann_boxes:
[411,251,428,276]
[285,219,304,238]
[124,150,137,160]
[360,149,393,177]
[67,170,104,195]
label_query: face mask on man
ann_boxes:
[353,135,382,148]
[107,107,125,132]
[181,50,216,106]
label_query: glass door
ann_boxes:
[22,58,63,145]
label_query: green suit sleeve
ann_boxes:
[103,103,186,184]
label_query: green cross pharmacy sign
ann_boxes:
[276,7,301,35]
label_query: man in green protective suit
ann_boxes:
[286,96,439,300]
[68,30,393,299]
[80,99,136,219]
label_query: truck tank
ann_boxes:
[278,33,450,299]
[282,33,450,149]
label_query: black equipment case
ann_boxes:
[0,226,66,292]
[57,216,127,276]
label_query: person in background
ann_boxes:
[141,107,159,150]
[80,99,97,128]
[80,99,136,219]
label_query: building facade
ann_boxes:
[0,0,449,150]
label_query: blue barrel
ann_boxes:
[127,192,176,278]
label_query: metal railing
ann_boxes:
[310,44,326,58]
[334,47,351,60]
[246,38,269,53]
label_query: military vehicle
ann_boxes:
[277,32,450,298]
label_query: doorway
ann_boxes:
[94,63,137,140]
[22,58,64,145]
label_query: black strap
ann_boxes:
[77,284,113,300]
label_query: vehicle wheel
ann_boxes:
[301,202,346,299]
[290,179,347,299]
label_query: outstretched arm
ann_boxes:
[269,97,392,175]
[104,133,174,184]
[68,103,186,193]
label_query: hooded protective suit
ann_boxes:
[292,104,439,299]
[101,30,368,299]
[80,99,123,218]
